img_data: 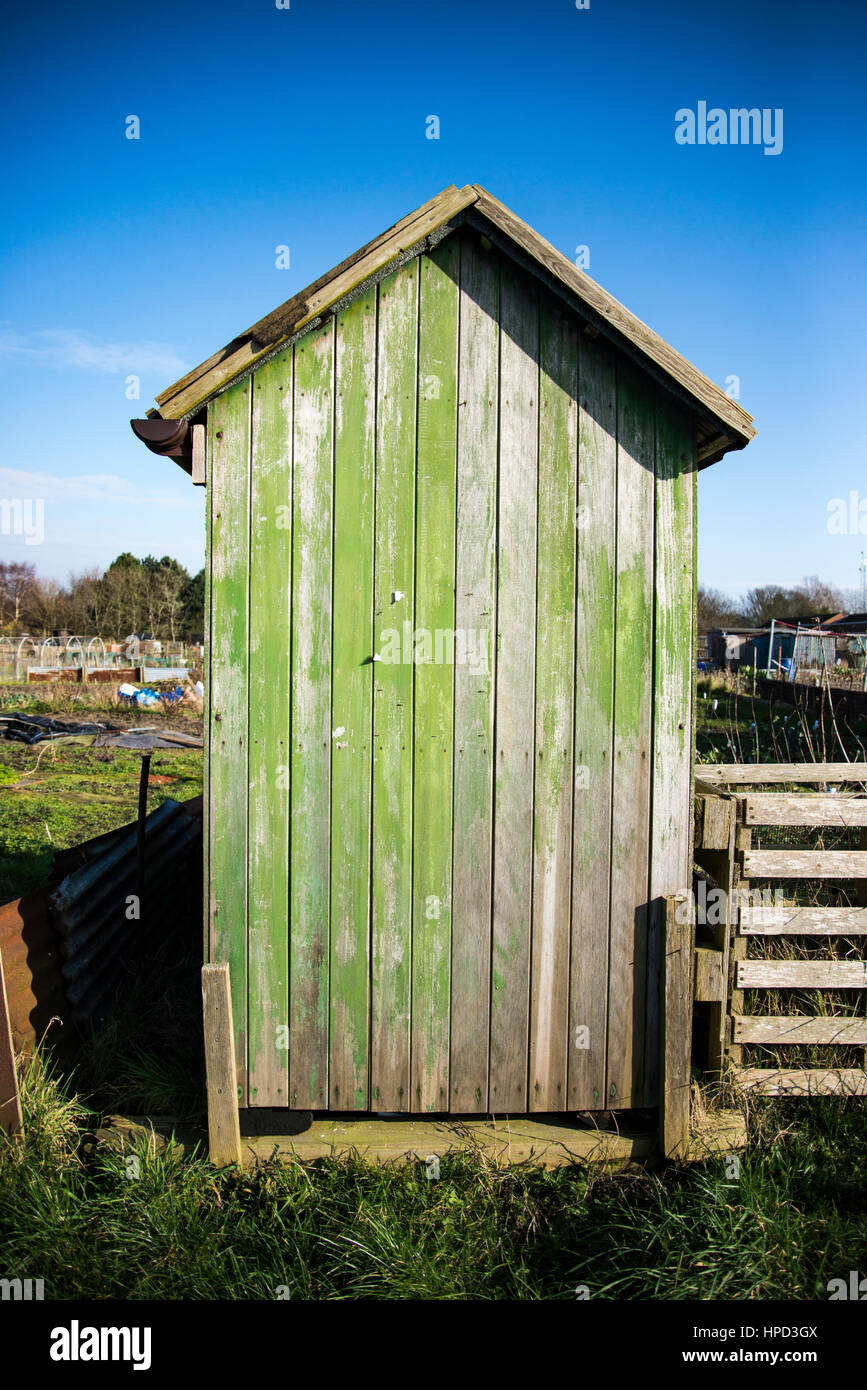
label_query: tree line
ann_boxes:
[698,575,858,633]
[0,555,205,642]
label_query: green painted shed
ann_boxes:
[133,184,755,1117]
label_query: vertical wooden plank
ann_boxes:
[606,362,655,1110]
[203,409,212,968]
[202,963,242,1166]
[0,945,23,1137]
[330,287,377,1110]
[660,897,693,1159]
[371,260,418,1111]
[289,323,334,1110]
[208,381,251,1105]
[529,294,577,1112]
[707,805,735,1077]
[247,349,293,1106]
[411,241,459,1112]
[568,333,617,1110]
[490,265,538,1112]
[647,401,695,1107]
[728,820,750,1068]
[450,235,499,1113]
[191,423,206,485]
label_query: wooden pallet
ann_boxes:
[695,764,867,1097]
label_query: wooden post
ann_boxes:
[660,893,694,1159]
[0,946,23,1139]
[191,423,206,486]
[202,963,242,1166]
[728,814,751,1069]
[135,754,151,926]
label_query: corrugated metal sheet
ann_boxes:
[0,796,202,1048]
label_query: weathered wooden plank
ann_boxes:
[737,1068,867,1097]
[693,947,725,1002]
[700,763,867,785]
[607,362,655,1109]
[202,964,242,1166]
[0,944,22,1138]
[727,824,751,1066]
[371,260,418,1111]
[568,332,617,1111]
[289,323,334,1109]
[743,850,867,879]
[529,293,577,1112]
[744,794,867,826]
[697,794,734,849]
[239,1116,656,1167]
[202,411,213,968]
[411,241,459,1113]
[489,263,538,1112]
[449,235,499,1113]
[647,399,695,1106]
[329,287,377,1111]
[247,349,293,1105]
[660,896,693,1160]
[732,1015,867,1044]
[739,905,867,934]
[191,423,206,485]
[208,381,251,1104]
[736,960,867,989]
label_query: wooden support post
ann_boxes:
[728,814,751,1068]
[0,946,23,1139]
[202,963,242,1166]
[694,790,735,1077]
[135,754,151,927]
[191,423,206,486]
[660,893,694,1160]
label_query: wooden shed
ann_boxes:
[133,184,755,1119]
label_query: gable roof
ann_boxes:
[149,183,755,468]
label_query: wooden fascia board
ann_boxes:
[469,184,755,459]
[155,184,479,419]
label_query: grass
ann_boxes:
[1,683,865,1300]
[2,1052,865,1299]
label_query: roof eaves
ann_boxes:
[467,185,755,463]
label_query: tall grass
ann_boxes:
[1,1056,865,1299]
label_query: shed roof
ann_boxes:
[147,183,755,468]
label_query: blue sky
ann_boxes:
[1,0,865,598]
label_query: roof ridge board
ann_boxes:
[469,186,755,445]
[155,184,477,412]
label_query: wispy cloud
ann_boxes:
[0,467,199,510]
[0,326,188,377]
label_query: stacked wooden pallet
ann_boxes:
[696,764,867,1097]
